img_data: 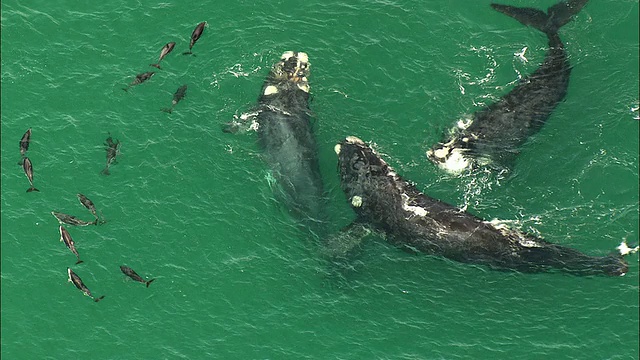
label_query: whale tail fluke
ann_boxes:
[491,0,588,34]
[146,278,156,288]
[150,63,161,69]
[94,295,105,303]
[75,259,84,265]
[27,186,39,193]
[161,107,173,114]
[182,51,193,56]
[101,167,110,176]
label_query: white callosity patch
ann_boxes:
[486,219,541,248]
[263,85,278,96]
[401,193,428,217]
[334,144,341,155]
[345,136,364,145]
[351,195,363,208]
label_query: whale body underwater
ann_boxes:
[336,136,634,276]
[255,51,325,225]
[427,0,590,173]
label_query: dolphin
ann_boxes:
[67,268,105,302]
[101,134,121,175]
[427,0,589,174]
[161,84,187,113]
[120,266,156,287]
[77,193,99,220]
[51,211,98,226]
[59,226,84,264]
[150,41,176,69]
[182,21,206,55]
[22,157,39,192]
[122,71,155,92]
[18,128,32,165]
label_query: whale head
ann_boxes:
[263,51,310,96]
[335,136,395,213]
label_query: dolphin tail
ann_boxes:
[75,259,84,265]
[146,279,156,288]
[491,0,588,34]
[94,295,105,302]
[27,186,39,192]
[150,63,161,69]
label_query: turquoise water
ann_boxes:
[2,0,638,359]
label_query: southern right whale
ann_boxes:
[427,0,589,173]
[336,136,636,276]
[253,52,326,226]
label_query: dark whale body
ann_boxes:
[427,0,589,173]
[337,136,631,276]
[256,51,325,225]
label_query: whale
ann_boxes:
[427,0,589,174]
[254,51,326,225]
[336,136,634,276]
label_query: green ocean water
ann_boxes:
[1,0,638,358]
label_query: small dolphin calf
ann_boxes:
[59,226,84,264]
[122,71,155,92]
[51,211,98,226]
[120,266,156,287]
[67,268,104,302]
[18,128,32,165]
[161,84,187,113]
[102,134,121,175]
[22,157,39,192]
[150,41,176,69]
[77,193,99,220]
[182,21,206,55]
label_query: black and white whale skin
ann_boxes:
[255,51,325,222]
[427,0,589,173]
[336,136,632,276]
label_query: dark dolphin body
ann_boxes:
[77,193,99,220]
[102,134,121,175]
[182,22,206,55]
[67,268,105,302]
[255,51,326,226]
[336,136,633,276]
[18,128,32,165]
[122,72,155,92]
[161,84,187,113]
[59,226,83,264]
[52,211,98,226]
[427,0,589,174]
[150,41,176,69]
[120,266,156,287]
[22,157,39,192]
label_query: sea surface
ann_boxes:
[1,0,638,359]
